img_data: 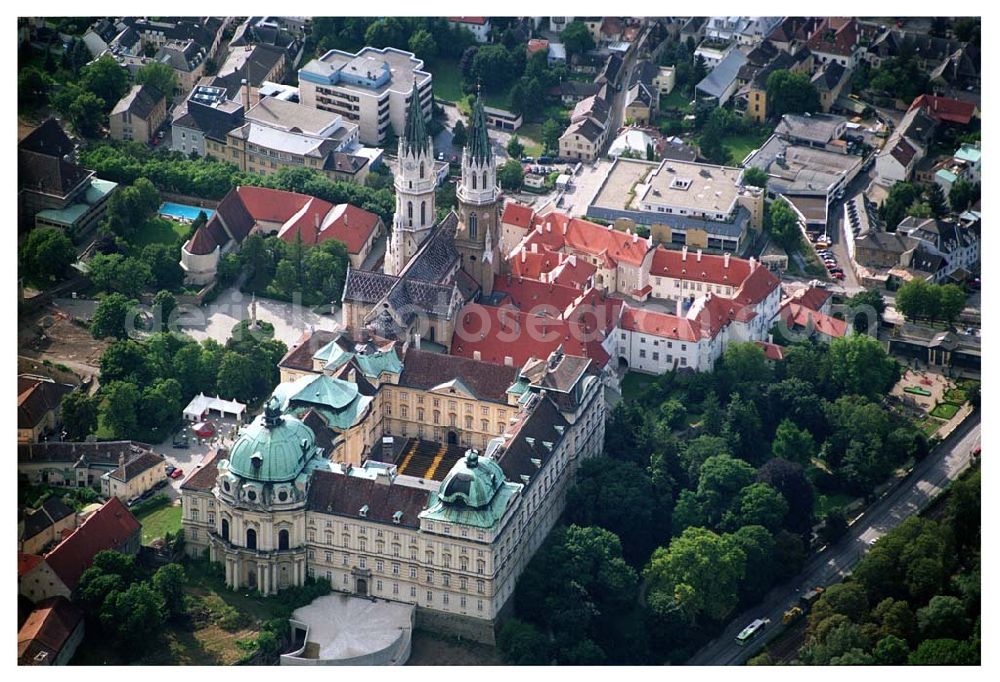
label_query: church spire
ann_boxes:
[467,91,493,164]
[403,78,429,156]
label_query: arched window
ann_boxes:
[221,518,230,541]
[420,201,426,225]
[278,529,289,551]
[465,415,473,429]
[482,171,487,189]
[471,173,477,190]
[419,161,425,179]
[407,201,413,226]
[246,528,257,550]
[468,212,478,239]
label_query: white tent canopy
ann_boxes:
[183,393,247,422]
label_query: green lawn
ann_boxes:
[930,402,961,420]
[135,501,183,544]
[427,58,464,103]
[660,88,692,113]
[515,122,545,157]
[943,388,968,404]
[620,371,655,396]
[916,416,943,438]
[719,132,770,165]
[814,492,858,518]
[131,216,189,249]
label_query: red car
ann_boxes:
[170,468,184,480]
[832,272,845,280]
[972,446,981,458]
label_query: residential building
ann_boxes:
[215,97,368,183]
[734,47,813,122]
[447,17,491,43]
[805,17,862,69]
[559,87,612,162]
[777,301,849,343]
[547,43,567,66]
[694,37,736,68]
[118,16,227,63]
[865,29,980,88]
[17,376,75,444]
[653,65,676,94]
[767,17,822,55]
[811,60,850,112]
[100,450,167,502]
[624,60,660,125]
[211,43,291,108]
[695,49,748,106]
[18,441,159,489]
[153,39,209,92]
[109,84,167,143]
[19,498,140,603]
[299,47,433,146]
[230,16,305,72]
[18,119,117,236]
[181,185,385,284]
[17,597,84,666]
[896,216,981,280]
[586,157,764,253]
[171,84,246,157]
[19,497,76,556]
[773,112,848,151]
[549,80,601,105]
[875,99,938,184]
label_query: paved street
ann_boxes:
[824,162,878,294]
[687,411,980,665]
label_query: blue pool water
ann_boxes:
[159,202,216,221]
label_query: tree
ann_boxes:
[742,166,768,189]
[808,583,869,637]
[81,55,129,109]
[407,29,438,59]
[771,418,816,464]
[721,393,763,464]
[698,134,729,165]
[498,618,550,664]
[879,181,920,228]
[938,283,966,324]
[19,227,77,284]
[908,639,978,665]
[217,352,256,401]
[100,582,166,650]
[99,339,149,384]
[497,158,524,191]
[767,197,802,252]
[894,277,932,321]
[695,454,757,526]
[757,458,815,537]
[726,483,788,532]
[363,18,407,50]
[140,378,183,431]
[135,61,177,98]
[766,69,820,117]
[846,289,885,334]
[451,119,467,148]
[470,45,519,91]
[561,21,595,59]
[948,180,980,211]
[90,293,139,340]
[541,118,563,152]
[151,290,178,331]
[566,458,663,565]
[100,381,141,438]
[645,527,746,623]
[152,564,187,619]
[730,525,778,599]
[506,135,524,160]
[924,183,948,217]
[819,508,848,544]
[906,201,933,218]
[60,391,99,440]
[917,595,971,641]
[18,66,51,110]
[68,91,106,137]
[826,334,899,400]
[871,597,917,643]
[142,243,184,291]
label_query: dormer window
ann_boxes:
[359,504,369,518]
[393,511,403,524]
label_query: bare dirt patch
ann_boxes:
[18,304,109,373]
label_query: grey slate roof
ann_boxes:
[398,212,460,283]
[343,268,398,304]
[111,84,164,119]
[21,497,75,543]
[696,50,748,99]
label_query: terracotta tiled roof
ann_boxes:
[278,329,338,372]
[307,469,429,528]
[527,38,550,55]
[889,137,917,168]
[508,249,597,288]
[491,275,588,314]
[313,203,381,254]
[448,17,488,25]
[501,202,535,231]
[619,304,701,342]
[755,341,786,361]
[650,246,751,286]
[180,450,222,492]
[43,497,140,591]
[806,17,859,57]
[731,263,781,309]
[399,348,519,403]
[910,94,978,125]
[794,287,832,312]
[17,596,83,665]
[779,301,848,338]
[521,212,652,268]
[185,223,220,255]
[17,378,74,431]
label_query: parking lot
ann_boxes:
[558,159,615,217]
[155,416,245,499]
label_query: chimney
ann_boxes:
[521,249,527,262]
[414,334,421,349]
[241,78,249,112]
[348,367,357,384]
[696,249,702,262]
[682,245,688,261]
[531,242,538,254]
[724,252,730,268]
[750,256,758,272]
[562,221,568,235]
[473,350,481,361]
[675,298,682,316]
[632,232,638,243]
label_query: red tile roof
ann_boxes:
[755,341,786,361]
[508,249,597,288]
[779,301,849,338]
[619,305,700,342]
[650,246,751,287]
[278,201,381,254]
[452,295,621,368]
[501,202,536,231]
[910,94,978,125]
[17,596,83,665]
[731,263,781,309]
[448,16,488,25]
[44,497,140,591]
[18,552,42,577]
[527,39,550,55]
[806,17,859,57]
[794,287,832,312]
[185,223,220,255]
[491,275,588,314]
[521,212,653,268]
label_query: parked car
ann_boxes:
[170,468,184,480]
[166,465,177,476]
[832,272,846,280]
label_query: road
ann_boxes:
[607,27,650,149]
[687,411,980,665]
[823,160,877,294]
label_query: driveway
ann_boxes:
[176,285,341,346]
[155,416,245,499]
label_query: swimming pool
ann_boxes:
[159,202,216,221]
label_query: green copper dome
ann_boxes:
[438,451,504,509]
[228,398,317,482]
